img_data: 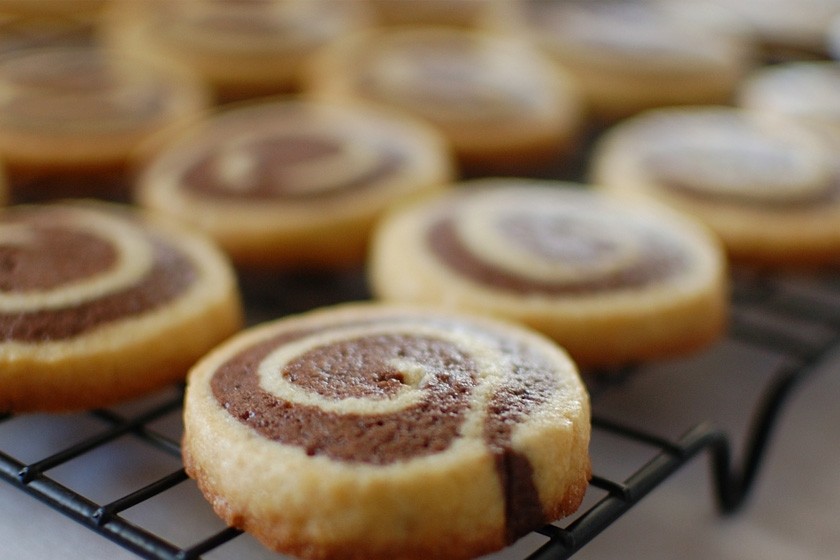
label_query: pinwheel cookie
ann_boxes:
[183,302,590,560]
[305,26,583,173]
[135,99,453,270]
[104,0,371,101]
[591,106,840,266]
[738,61,840,145]
[0,201,243,413]
[369,180,727,368]
[483,0,755,120]
[0,45,211,202]
[726,0,840,60]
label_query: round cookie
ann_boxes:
[304,25,584,174]
[103,0,372,102]
[369,180,727,369]
[590,105,840,267]
[135,98,454,270]
[0,200,243,413]
[0,45,211,202]
[726,0,840,61]
[738,61,840,146]
[182,302,590,560]
[483,0,755,121]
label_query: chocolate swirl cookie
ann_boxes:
[725,0,840,61]
[305,26,584,173]
[0,45,211,201]
[0,201,243,412]
[135,99,453,269]
[182,302,590,560]
[739,61,840,147]
[103,0,371,101]
[369,179,727,368]
[591,106,840,266]
[483,0,755,120]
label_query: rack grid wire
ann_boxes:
[1,267,839,560]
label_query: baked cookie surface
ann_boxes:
[738,61,840,144]
[369,179,727,368]
[0,45,210,201]
[726,0,840,60]
[183,302,590,560]
[484,0,755,120]
[305,25,583,173]
[135,98,453,270]
[104,0,371,101]
[0,200,243,412]
[591,106,840,266]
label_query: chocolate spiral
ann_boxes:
[0,205,195,341]
[425,187,688,295]
[179,130,402,201]
[210,314,567,542]
[637,111,840,207]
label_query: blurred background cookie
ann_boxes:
[135,98,454,271]
[103,0,372,103]
[305,25,584,175]
[0,45,211,202]
[483,0,756,122]
[369,179,728,369]
[724,0,840,61]
[738,60,840,146]
[591,106,840,267]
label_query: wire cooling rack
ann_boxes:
[1,267,839,560]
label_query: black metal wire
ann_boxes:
[1,270,838,560]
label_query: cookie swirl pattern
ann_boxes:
[178,129,401,200]
[305,26,583,172]
[0,207,191,340]
[369,180,728,368]
[638,111,838,207]
[103,0,371,101]
[0,201,243,412]
[482,0,753,120]
[0,45,209,201]
[425,188,688,295]
[591,106,840,265]
[136,99,453,269]
[184,304,591,560]
[0,46,208,152]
